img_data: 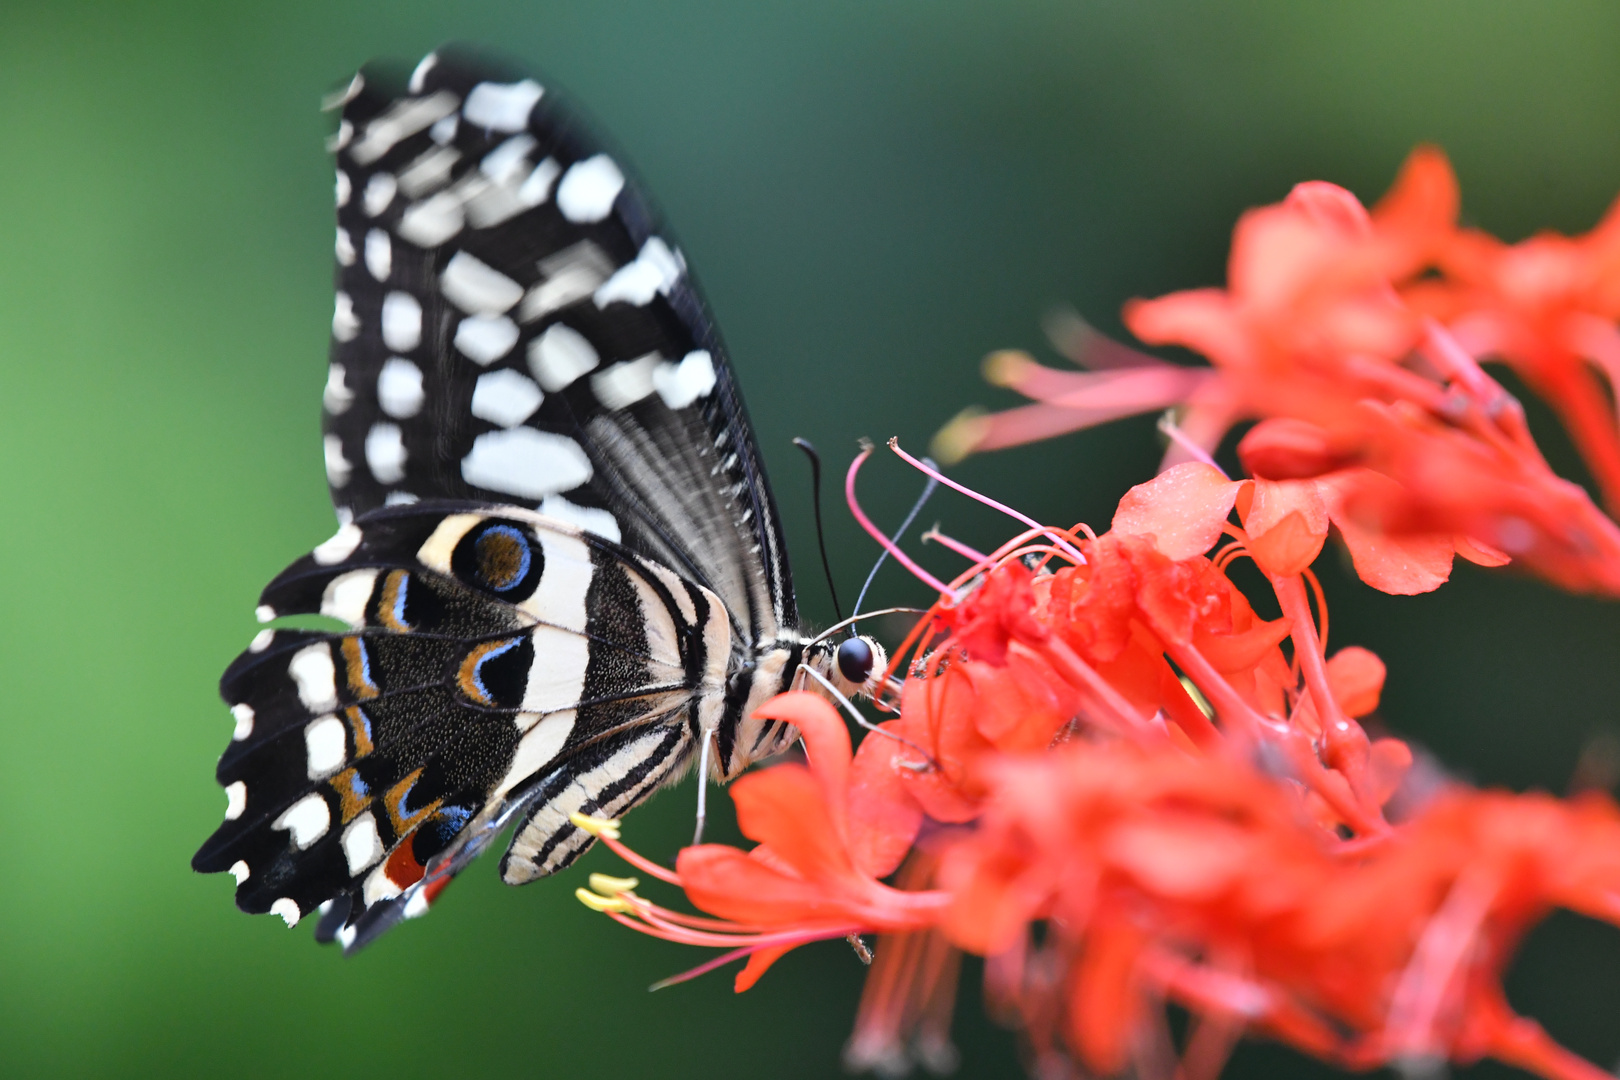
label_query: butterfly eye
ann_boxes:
[836,637,875,685]
[451,520,543,601]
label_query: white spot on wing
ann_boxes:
[481,134,537,183]
[289,644,339,712]
[399,145,460,198]
[323,434,352,487]
[320,568,379,626]
[556,154,624,222]
[377,358,425,417]
[430,113,458,145]
[385,491,419,506]
[495,712,576,799]
[591,353,660,410]
[653,350,717,409]
[415,513,484,573]
[363,863,402,905]
[274,793,331,849]
[397,191,464,247]
[335,227,355,266]
[323,72,364,113]
[343,813,384,875]
[539,493,621,543]
[305,715,347,778]
[461,429,592,498]
[323,364,353,414]
[250,628,275,652]
[364,228,392,280]
[231,703,255,741]
[594,237,683,307]
[366,422,407,483]
[350,91,458,165]
[272,898,301,928]
[528,323,599,390]
[332,292,359,342]
[441,252,523,314]
[518,241,615,322]
[363,172,397,217]
[463,79,544,132]
[313,522,363,565]
[229,860,250,885]
[326,119,353,153]
[454,314,520,365]
[381,291,422,352]
[409,52,437,94]
[518,157,561,206]
[335,169,351,207]
[224,781,246,820]
[470,369,543,427]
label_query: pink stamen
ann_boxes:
[598,832,682,885]
[845,446,962,600]
[920,526,988,564]
[944,524,1088,592]
[1157,413,1226,475]
[887,439,1087,564]
[648,945,761,991]
[1420,317,1498,402]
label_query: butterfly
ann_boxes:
[192,46,887,952]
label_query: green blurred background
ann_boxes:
[3,1,1620,1076]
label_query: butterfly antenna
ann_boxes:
[793,438,845,622]
[851,456,940,622]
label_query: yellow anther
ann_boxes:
[588,873,639,896]
[929,408,988,467]
[574,887,632,914]
[1178,675,1215,720]
[568,811,622,840]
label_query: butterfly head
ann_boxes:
[804,634,889,700]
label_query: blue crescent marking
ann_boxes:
[470,638,523,701]
[391,573,410,628]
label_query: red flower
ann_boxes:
[1408,160,1620,511]
[936,148,1620,597]
[939,743,1620,1080]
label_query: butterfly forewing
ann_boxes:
[325,47,795,641]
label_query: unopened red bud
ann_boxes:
[1238,419,1359,480]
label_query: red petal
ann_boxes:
[1125,289,1254,369]
[734,944,793,992]
[967,649,1079,753]
[1070,917,1149,1076]
[728,766,859,885]
[754,692,852,844]
[848,722,926,879]
[677,842,853,926]
[1455,533,1512,567]
[1112,462,1244,561]
[1238,418,1360,481]
[1325,646,1386,717]
[1322,472,1457,594]
[1243,478,1331,577]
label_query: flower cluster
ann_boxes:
[568,151,1620,1080]
[936,149,1620,595]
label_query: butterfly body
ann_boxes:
[194,47,878,951]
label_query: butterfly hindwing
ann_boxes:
[195,503,730,946]
[325,46,796,645]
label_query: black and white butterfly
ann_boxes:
[193,47,886,952]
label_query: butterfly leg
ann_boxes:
[692,726,714,845]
